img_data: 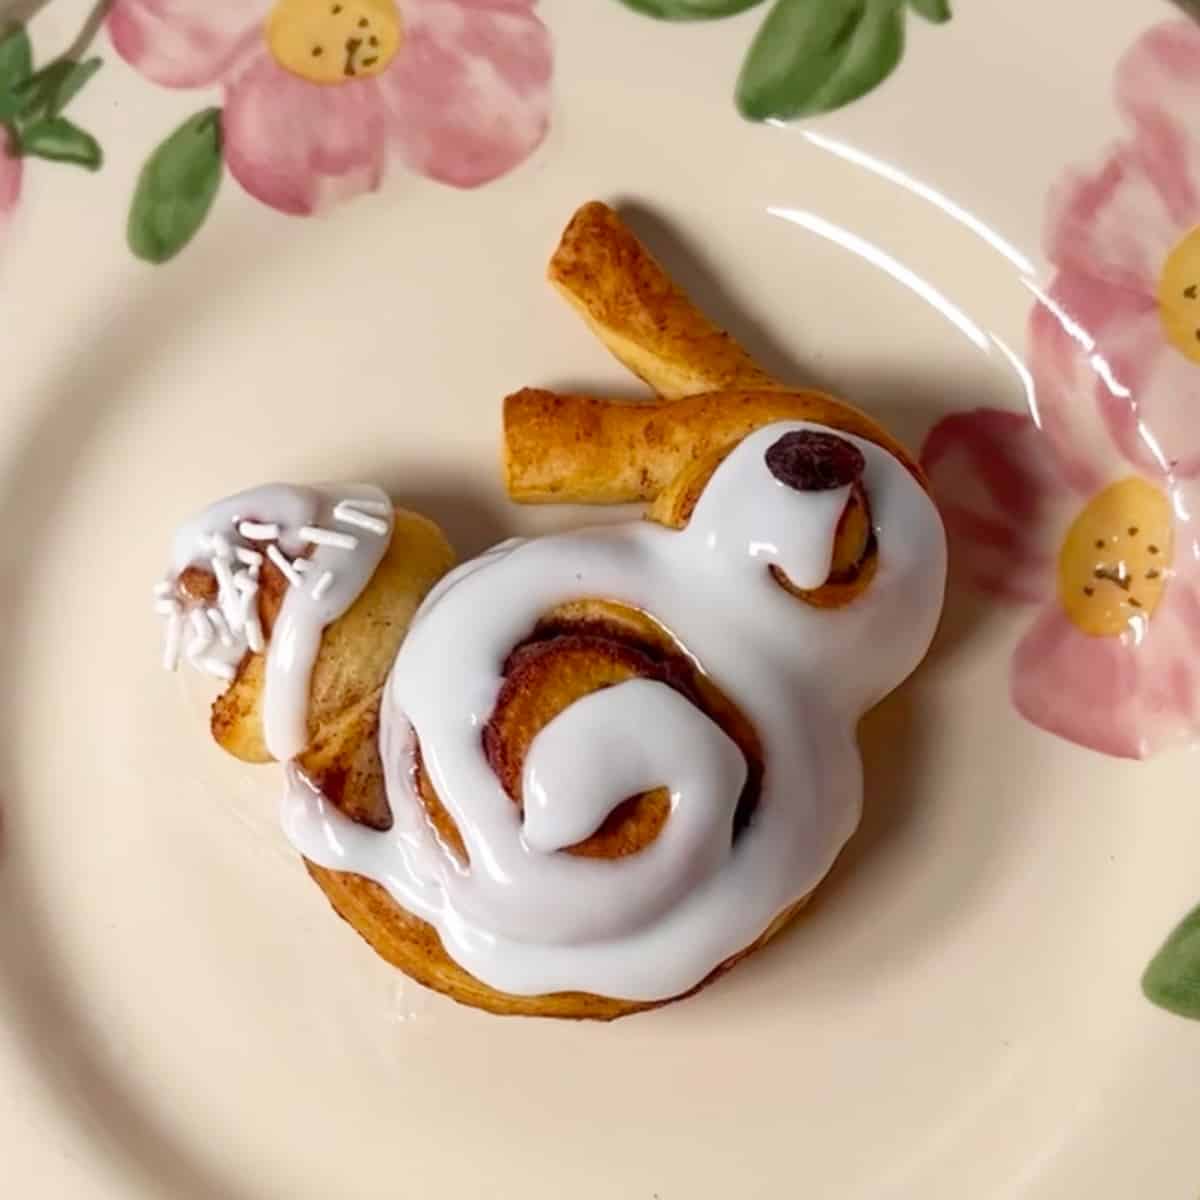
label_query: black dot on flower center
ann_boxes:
[1094,538,1106,550]
[1128,526,1139,537]
[1083,586,1095,597]
[312,44,323,55]
[765,430,865,492]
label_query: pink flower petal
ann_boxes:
[1011,607,1142,757]
[1044,142,1184,297]
[1115,20,1200,225]
[381,0,552,188]
[0,128,22,222]
[107,0,267,88]
[920,409,1069,605]
[1027,271,1171,489]
[222,52,389,216]
[1012,578,1200,760]
[1095,306,1200,480]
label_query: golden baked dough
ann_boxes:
[503,386,921,506]
[548,200,780,399]
[305,861,809,1020]
[209,202,932,1020]
[210,509,455,833]
[211,509,452,759]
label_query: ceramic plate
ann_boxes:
[3,0,1198,1195]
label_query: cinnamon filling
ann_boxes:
[414,601,762,866]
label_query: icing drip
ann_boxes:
[158,483,394,761]
[283,422,948,1001]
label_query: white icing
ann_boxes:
[283,422,948,1002]
[521,679,745,856]
[164,483,393,761]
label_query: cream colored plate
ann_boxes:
[2,1,1197,1196]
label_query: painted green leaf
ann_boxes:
[128,108,223,264]
[0,25,32,94]
[908,0,950,22]
[17,57,102,123]
[736,0,906,121]
[1143,904,1200,1020]
[618,0,767,18]
[20,116,101,169]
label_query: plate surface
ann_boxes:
[2,2,1198,1197]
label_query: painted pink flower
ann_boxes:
[1040,19,1200,478]
[919,18,1200,760]
[921,280,1200,759]
[108,0,553,215]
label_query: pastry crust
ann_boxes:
[211,509,455,771]
[548,201,779,399]
[236,202,932,1019]
[503,386,922,506]
[305,862,811,1020]
[303,595,787,1020]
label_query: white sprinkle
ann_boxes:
[189,608,213,653]
[245,613,264,654]
[213,555,237,610]
[154,598,179,617]
[198,656,237,683]
[237,586,259,638]
[210,531,234,560]
[214,562,241,632]
[162,611,182,671]
[334,501,389,536]
[342,498,390,515]
[152,580,173,598]
[238,520,280,541]
[267,543,304,587]
[233,571,258,595]
[235,547,263,568]
[207,606,234,648]
[300,525,360,551]
[311,570,335,601]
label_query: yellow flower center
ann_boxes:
[1157,223,1200,363]
[1057,477,1172,636]
[266,0,401,85]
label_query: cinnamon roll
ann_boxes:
[156,203,947,1020]
[289,415,945,1018]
